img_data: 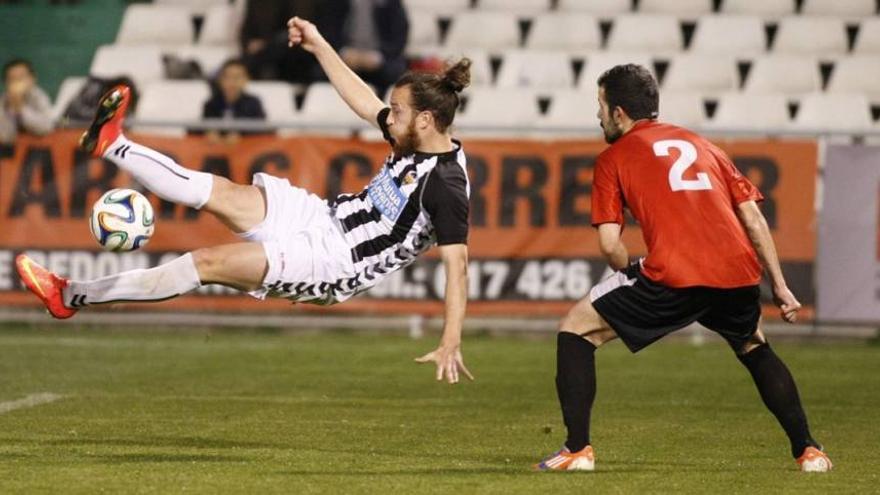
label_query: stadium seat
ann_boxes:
[721,0,796,17]
[241,81,296,124]
[638,0,713,19]
[456,88,540,137]
[154,0,230,15]
[827,56,880,104]
[495,50,575,90]
[689,15,766,55]
[116,5,194,46]
[662,54,738,95]
[800,0,876,19]
[792,93,873,132]
[403,0,471,17]
[527,13,601,52]
[606,15,684,54]
[477,0,552,16]
[744,55,822,95]
[533,89,600,137]
[133,80,211,137]
[406,10,441,56]
[422,49,494,87]
[298,83,365,135]
[708,92,791,132]
[658,91,707,129]
[444,12,521,51]
[773,17,848,57]
[169,45,239,78]
[577,52,655,90]
[51,76,86,122]
[199,4,242,46]
[90,45,165,89]
[556,0,632,17]
[854,18,880,54]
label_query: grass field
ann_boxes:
[0,324,876,494]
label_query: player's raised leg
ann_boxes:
[16,243,267,319]
[535,296,617,471]
[79,85,266,234]
[734,329,832,472]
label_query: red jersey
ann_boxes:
[591,120,763,288]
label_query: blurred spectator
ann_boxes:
[321,0,409,96]
[241,0,320,83]
[201,59,267,144]
[0,59,53,144]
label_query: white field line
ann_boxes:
[0,393,64,415]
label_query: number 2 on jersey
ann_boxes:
[653,139,712,191]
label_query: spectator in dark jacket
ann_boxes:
[320,0,409,96]
[202,59,267,143]
[240,0,319,82]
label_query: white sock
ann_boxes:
[63,253,202,308]
[104,135,213,209]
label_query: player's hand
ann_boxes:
[772,285,801,323]
[287,16,326,53]
[415,343,474,384]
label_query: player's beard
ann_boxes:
[392,119,420,157]
[601,117,624,144]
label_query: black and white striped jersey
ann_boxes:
[289,108,470,304]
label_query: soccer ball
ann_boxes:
[90,189,155,252]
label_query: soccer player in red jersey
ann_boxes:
[535,65,831,472]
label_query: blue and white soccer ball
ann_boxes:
[89,188,155,252]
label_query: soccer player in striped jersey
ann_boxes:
[16,17,473,384]
[535,64,831,472]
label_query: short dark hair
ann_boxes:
[219,58,249,76]
[597,64,659,121]
[3,58,34,80]
[393,58,471,133]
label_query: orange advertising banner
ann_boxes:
[0,131,817,318]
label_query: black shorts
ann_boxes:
[590,263,761,353]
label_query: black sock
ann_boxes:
[556,332,597,453]
[737,343,819,458]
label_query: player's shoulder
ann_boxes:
[626,120,719,151]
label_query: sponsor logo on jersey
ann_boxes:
[368,167,407,221]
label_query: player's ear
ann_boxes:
[418,110,434,130]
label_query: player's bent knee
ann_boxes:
[192,244,268,292]
[737,329,768,355]
[191,248,224,283]
[559,299,602,333]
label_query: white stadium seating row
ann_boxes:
[402,0,877,18]
[118,3,880,56]
[86,42,880,103]
[53,77,879,137]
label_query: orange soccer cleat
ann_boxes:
[534,445,595,471]
[15,255,77,319]
[78,84,131,158]
[797,446,832,473]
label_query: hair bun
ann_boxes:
[441,58,472,93]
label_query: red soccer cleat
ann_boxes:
[533,445,595,471]
[797,446,832,472]
[15,255,77,319]
[78,84,131,158]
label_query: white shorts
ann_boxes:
[240,173,355,302]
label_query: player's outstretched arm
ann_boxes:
[287,16,385,128]
[597,223,628,270]
[736,200,802,322]
[415,243,473,384]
